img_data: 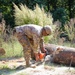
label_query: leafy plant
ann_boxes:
[13,3,53,26]
[53,8,68,31]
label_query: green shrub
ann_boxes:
[53,8,68,31]
[13,3,53,26]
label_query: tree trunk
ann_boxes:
[45,44,75,66]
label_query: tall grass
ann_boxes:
[50,19,75,48]
[13,3,53,26]
[65,18,75,42]
[0,39,23,59]
[0,25,23,59]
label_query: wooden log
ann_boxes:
[44,44,75,66]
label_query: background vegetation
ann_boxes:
[0,0,75,58]
[14,3,53,26]
[0,0,75,27]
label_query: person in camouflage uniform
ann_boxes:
[13,24,52,67]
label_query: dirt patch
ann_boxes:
[11,64,75,75]
[0,57,75,75]
[0,57,25,69]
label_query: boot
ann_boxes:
[26,60,30,67]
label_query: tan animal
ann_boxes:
[0,48,5,55]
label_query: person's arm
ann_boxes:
[32,34,39,48]
[40,38,46,53]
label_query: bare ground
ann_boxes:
[0,57,75,75]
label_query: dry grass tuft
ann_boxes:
[13,3,53,26]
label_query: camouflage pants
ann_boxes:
[16,32,32,67]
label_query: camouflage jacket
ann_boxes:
[14,24,44,51]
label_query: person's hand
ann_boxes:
[38,52,45,60]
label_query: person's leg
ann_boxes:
[17,33,31,67]
[29,39,35,60]
[31,50,35,60]
[23,48,31,67]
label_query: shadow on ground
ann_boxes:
[0,65,25,75]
